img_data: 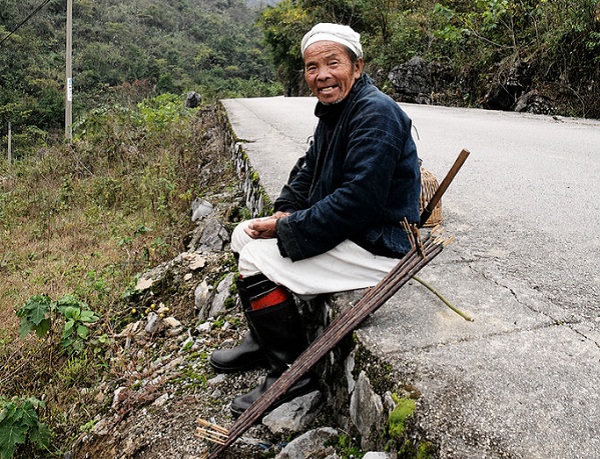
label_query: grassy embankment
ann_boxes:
[0,95,235,457]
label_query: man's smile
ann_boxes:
[318,85,339,93]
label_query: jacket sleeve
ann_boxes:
[273,143,315,212]
[276,95,412,261]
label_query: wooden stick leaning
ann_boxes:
[419,149,470,228]
[206,223,452,458]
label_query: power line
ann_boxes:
[0,0,55,47]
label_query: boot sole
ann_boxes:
[230,378,319,418]
[209,356,269,373]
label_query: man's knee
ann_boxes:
[231,220,253,253]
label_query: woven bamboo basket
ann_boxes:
[420,167,443,227]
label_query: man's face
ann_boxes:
[303,41,363,105]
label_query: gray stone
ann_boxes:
[362,453,395,459]
[194,281,212,319]
[191,198,213,221]
[208,272,235,318]
[388,56,432,103]
[275,427,338,459]
[196,217,229,252]
[349,371,385,451]
[263,390,323,434]
[196,321,212,333]
[162,317,181,328]
[185,91,202,108]
[145,312,159,334]
[207,374,226,386]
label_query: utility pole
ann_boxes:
[8,122,12,164]
[65,0,73,141]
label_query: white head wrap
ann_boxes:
[301,23,363,59]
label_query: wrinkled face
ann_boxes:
[303,41,363,105]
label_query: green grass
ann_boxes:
[0,96,234,457]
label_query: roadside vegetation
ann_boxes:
[260,0,600,117]
[0,96,227,457]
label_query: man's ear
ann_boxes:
[354,58,364,77]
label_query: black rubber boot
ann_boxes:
[230,298,317,417]
[208,274,274,372]
[209,331,267,372]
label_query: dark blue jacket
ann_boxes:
[275,74,421,262]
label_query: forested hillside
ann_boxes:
[260,0,599,118]
[0,0,280,152]
[1,0,598,155]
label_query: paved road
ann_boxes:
[222,97,600,458]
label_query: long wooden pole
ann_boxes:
[206,228,450,458]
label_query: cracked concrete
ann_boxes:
[221,97,600,458]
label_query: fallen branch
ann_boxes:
[412,275,474,322]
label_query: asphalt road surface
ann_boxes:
[222,96,600,457]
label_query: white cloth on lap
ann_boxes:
[232,219,399,296]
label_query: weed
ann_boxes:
[0,100,236,455]
[16,293,101,356]
[0,396,51,459]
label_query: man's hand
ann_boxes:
[244,212,291,239]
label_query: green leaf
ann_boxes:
[56,294,80,310]
[63,319,75,338]
[62,306,79,320]
[0,418,27,459]
[13,401,37,428]
[16,295,52,325]
[27,421,50,449]
[17,321,33,339]
[80,310,99,323]
[76,324,90,339]
[33,318,51,338]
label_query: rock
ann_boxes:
[350,371,386,450]
[208,374,227,386]
[116,321,143,338]
[166,326,184,337]
[514,90,555,115]
[195,281,212,319]
[180,251,206,270]
[191,198,213,221]
[263,391,323,434]
[196,217,230,252]
[483,58,532,111]
[145,312,160,334]
[345,351,356,394]
[388,56,432,104]
[163,317,182,328]
[363,453,395,459]
[275,427,338,459]
[185,91,202,108]
[112,387,128,410]
[135,276,155,292]
[196,321,212,333]
[207,272,235,318]
[152,393,170,407]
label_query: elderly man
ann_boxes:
[210,23,421,416]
